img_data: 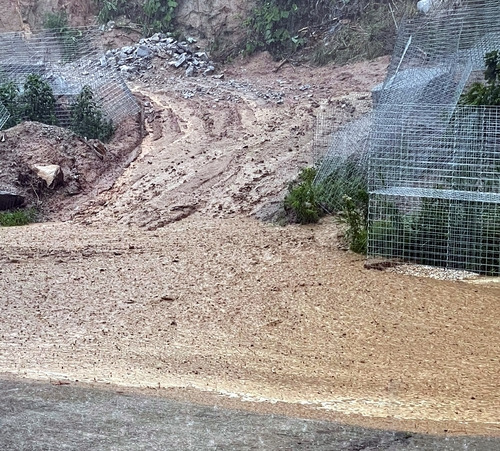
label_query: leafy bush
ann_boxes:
[22,74,57,125]
[70,85,114,141]
[461,50,500,106]
[0,81,22,128]
[143,0,178,34]
[284,167,321,224]
[340,191,369,254]
[94,0,129,24]
[43,11,69,32]
[94,0,178,34]
[0,208,37,227]
[244,0,303,56]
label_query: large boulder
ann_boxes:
[33,164,64,189]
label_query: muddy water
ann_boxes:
[0,379,497,450]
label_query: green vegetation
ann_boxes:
[22,74,58,125]
[243,0,415,63]
[0,77,114,141]
[244,0,303,56]
[0,208,37,227]
[43,11,70,32]
[142,0,178,35]
[43,11,84,62]
[93,0,178,34]
[461,50,500,106]
[70,85,114,141]
[0,74,58,128]
[340,191,368,254]
[284,167,322,224]
[0,82,22,128]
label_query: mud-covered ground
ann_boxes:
[1,217,499,437]
[0,53,499,438]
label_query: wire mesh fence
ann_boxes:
[0,101,9,129]
[313,0,500,274]
[367,103,500,276]
[314,113,372,213]
[0,27,139,129]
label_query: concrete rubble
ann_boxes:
[100,33,216,79]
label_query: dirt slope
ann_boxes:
[80,53,387,228]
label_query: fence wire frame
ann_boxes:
[0,102,9,129]
[313,0,500,273]
[368,104,500,274]
[0,27,139,129]
[313,113,372,213]
[368,193,500,275]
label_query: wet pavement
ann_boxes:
[0,379,498,450]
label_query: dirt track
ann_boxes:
[0,54,499,436]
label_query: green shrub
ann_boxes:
[0,81,22,128]
[94,0,178,34]
[316,159,368,213]
[284,167,321,224]
[21,74,57,125]
[340,191,368,254]
[142,0,178,34]
[70,85,114,141]
[244,0,304,56]
[0,208,37,227]
[43,11,69,32]
[94,0,129,24]
[461,50,500,106]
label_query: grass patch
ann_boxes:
[0,208,37,227]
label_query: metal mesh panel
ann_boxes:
[368,104,500,274]
[0,28,139,129]
[0,101,9,129]
[369,194,500,275]
[314,113,372,212]
[314,0,500,274]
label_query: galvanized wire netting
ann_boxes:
[0,28,139,129]
[314,0,500,274]
[368,104,500,274]
[314,113,372,213]
[0,101,9,129]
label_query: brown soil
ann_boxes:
[1,53,499,437]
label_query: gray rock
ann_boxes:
[203,65,215,76]
[194,52,209,62]
[120,65,137,73]
[185,64,195,77]
[172,53,187,68]
[136,45,152,58]
[122,46,135,55]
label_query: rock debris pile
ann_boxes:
[100,33,215,80]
